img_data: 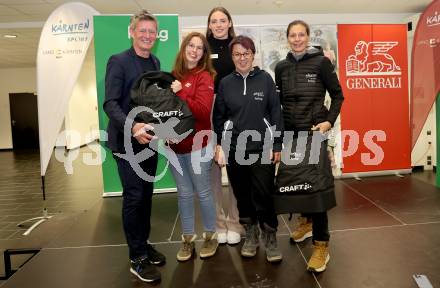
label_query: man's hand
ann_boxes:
[132,123,156,144]
[311,121,332,134]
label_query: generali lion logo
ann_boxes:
[346,41,401,76]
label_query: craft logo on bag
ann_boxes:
[345,40,402,89]
[279,183,312,193]
[152,110,183,118]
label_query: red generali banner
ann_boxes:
[337,24,411,173]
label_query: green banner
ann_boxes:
[94,15,179,195]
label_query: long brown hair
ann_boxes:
[173,32,216,80]
[206,7,236,39]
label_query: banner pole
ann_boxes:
[436,93,440,187]
[16,174,53,236]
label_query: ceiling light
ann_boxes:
[273,0,283,7]
[4,34,17,38]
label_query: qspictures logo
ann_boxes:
[345,41,402,90]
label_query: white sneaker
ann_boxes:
[227,230,241,245]
[217,232,227,244]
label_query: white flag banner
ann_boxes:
[37,2,99,176]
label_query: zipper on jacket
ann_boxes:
[263,118,273,140]
[222,120,232,140]
[242,75,247,95]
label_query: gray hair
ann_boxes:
[130,9,157,31]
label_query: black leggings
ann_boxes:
[226,153,278,230]
[302,212,330,242]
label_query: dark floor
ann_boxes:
[1,146,440,288]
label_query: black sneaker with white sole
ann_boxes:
[130,257,161,282]
[146,243,166,266]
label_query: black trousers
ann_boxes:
[114,143,158,260]
[226,151,278,229]
[302,212,330,242]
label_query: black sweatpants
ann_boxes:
[226,151,278,229]
[302,212,330,242]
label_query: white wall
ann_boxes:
[0,48,99,150]
[0,67,36,149]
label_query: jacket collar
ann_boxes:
[129,46,160,71]
[233,66,261,78]
[287,46,323,62]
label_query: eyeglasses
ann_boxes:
[187,43,204,51]
[232,51,253,59]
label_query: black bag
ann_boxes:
[273,132,334,213]
[130,71,195,140]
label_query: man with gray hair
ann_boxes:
[103,10,165,283]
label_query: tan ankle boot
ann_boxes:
[200,232,218,258]
[307,240,330,272]
[177,234,196,261]
[291,216,313,243]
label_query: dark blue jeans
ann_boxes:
[114,144,158,260]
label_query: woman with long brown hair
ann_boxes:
[167,32,218,261]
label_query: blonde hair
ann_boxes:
[130,9,157,31]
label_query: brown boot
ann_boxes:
[307,240,330,272]
[291,216,312,243]
[177,234,196,261]
[199,232,218,258]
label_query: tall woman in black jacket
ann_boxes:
[275,20,344,272]
[206,7,243,246]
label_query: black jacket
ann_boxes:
[213,67,283,152]
[103,47,160,152]
[274,47,344,131]
[273,47,343,213]
[207,36,235,93]
[130,71,194,140]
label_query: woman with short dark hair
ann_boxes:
[213,35,283,263]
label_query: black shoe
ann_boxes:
[130,257,161,282]
[146,243,166,266]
